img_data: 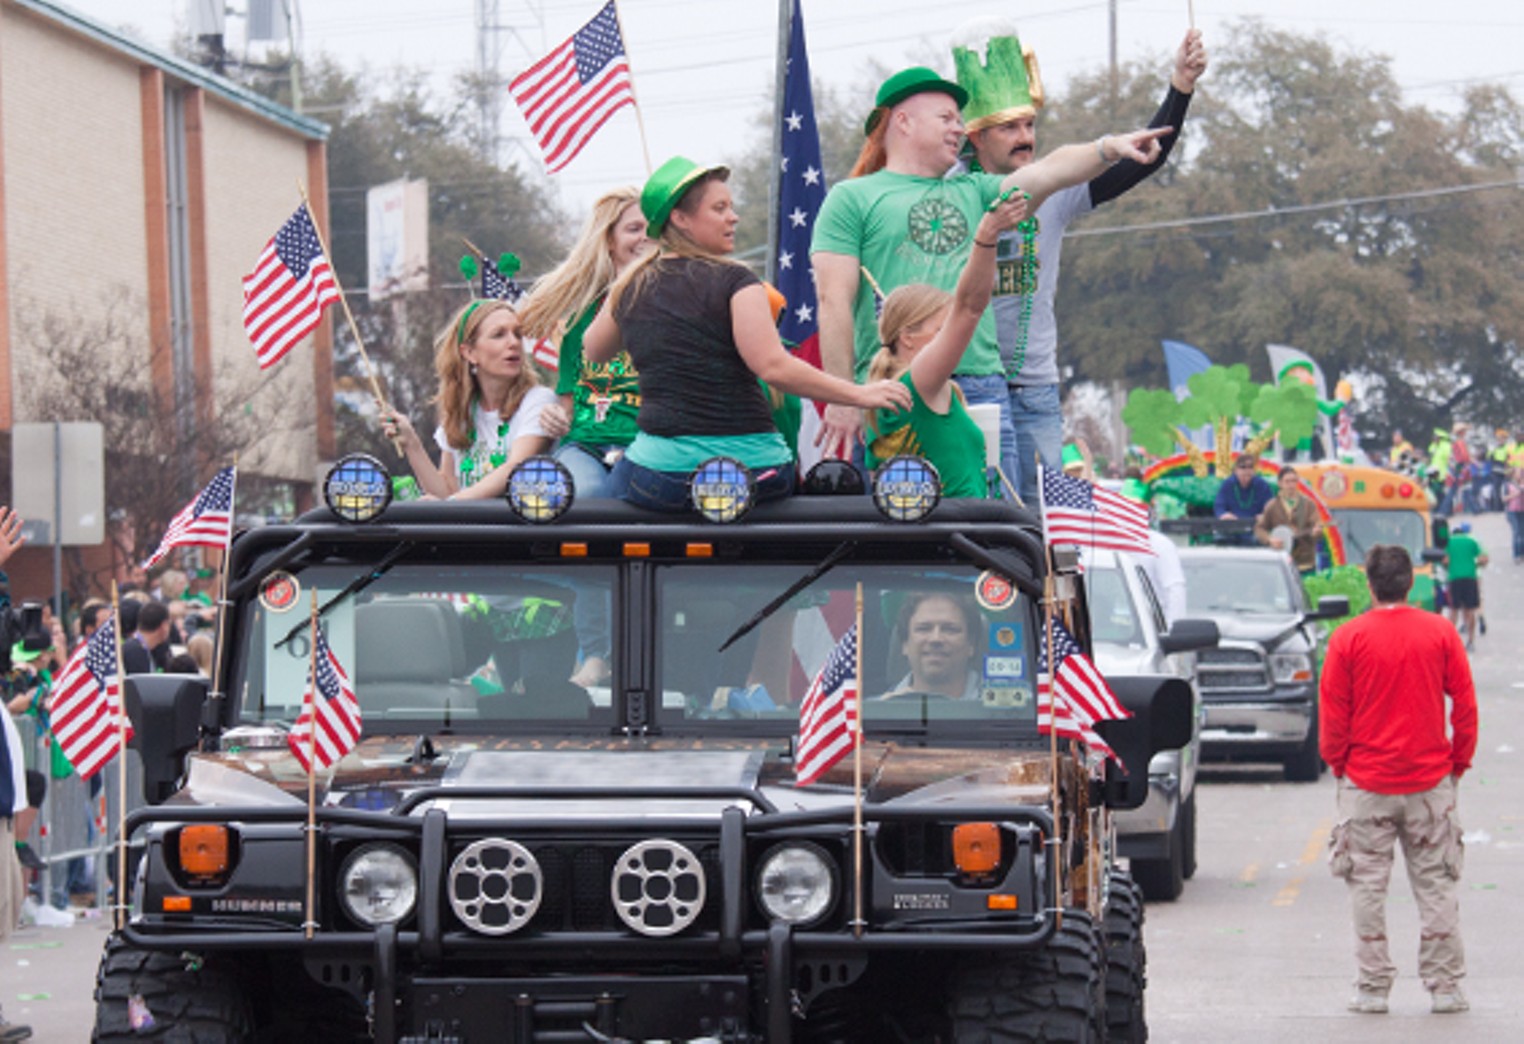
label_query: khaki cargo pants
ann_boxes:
[1328,776,1466,993]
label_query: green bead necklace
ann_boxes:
[1009,217,1040,377]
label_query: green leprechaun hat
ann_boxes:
[951,18,1045,134]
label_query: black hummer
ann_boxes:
[95,479,1190,1042]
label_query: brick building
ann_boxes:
[0,0,334,605]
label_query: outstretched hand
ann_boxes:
[0,507,23,567]
[1173,28,1208,93]
[1102,126,1174,166]
[815,403,865,458]
[855,379,914,414]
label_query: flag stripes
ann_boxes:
[241,205,340,369]
[50,617,130,779]
[509,2,634,173]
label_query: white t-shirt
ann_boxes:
[2,711,26,815]
[434,387,557,489]
[1143,530,1188,625]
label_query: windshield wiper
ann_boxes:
[717,540,856,653]
[273,541,415,649]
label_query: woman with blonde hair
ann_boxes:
[583,156,913,510]
[519,186,649,497]
[864,200,1027,498]
[379,298,555,499]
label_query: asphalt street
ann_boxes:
[5,511,1521,1041]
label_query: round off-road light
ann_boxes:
[689,457,754,523]
[756,843,836,927]
[339,843,417,926]
[506,456,575,523]
[324,454,392,522]
[872,456,941,522]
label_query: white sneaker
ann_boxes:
[1348,989,1389,1014]
[1432,988,1469,1014]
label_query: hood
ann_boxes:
[1192,611,1308,648]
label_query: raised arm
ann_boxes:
[1088,28,1206,207]
[1000,126,1173,212]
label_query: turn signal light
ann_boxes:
[559,542,588,558]
[179,825,230,878]
[623,542,650,558]
[162,896,192,913]
[685,543,714,558]
[986,894,1018,911]
[951,822,1001,875]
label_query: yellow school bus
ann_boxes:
[1292,462,1440,609]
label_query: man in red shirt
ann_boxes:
[1320,544,1478,1015]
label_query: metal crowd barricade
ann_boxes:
[13,712,143,915]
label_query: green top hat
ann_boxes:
[642,156,730,237]
[865,67,969,134]
[951,18,1045,134]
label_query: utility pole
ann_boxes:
[476,0,504,164]
[1108,0,1119,122]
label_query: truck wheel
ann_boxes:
[93,939,253,1042]
[1104,871,1148,1044]
[947,910,1104,1042]
[1130,819,1184,903]
[1283,715,1323,783]
[1180,791,1198,881]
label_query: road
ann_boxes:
[6,512,1521,1040]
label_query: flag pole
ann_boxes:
[304,591,319,940]
[851,580,865,938]
[109,581,128,931]
[1037,462,1063,924]
[609,1,653,175]
[294,181,403,456]
[764,0,791,284]
[207,460,237,736]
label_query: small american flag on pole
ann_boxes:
[509,1,635,174]
[795,623,858,786]
[241,204,341,369]
[142,466,236,569]
[1039,466,1154,556]
[474,255,559,371]
[287,626,362,773]
[1037,617,1130,763]
[50,616,130,779]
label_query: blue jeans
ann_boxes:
[1008,383,1063,508]
[554,442,620,499]
[952,374,1018,499]
[1508,510,1524,560]
[609,457,795,512]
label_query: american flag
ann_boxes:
[795,623,858,786]
[50,615,130,779]
[1036,616,1130,763]
[509,1,634,174]
[1039,466,1155,556]
[287,626,362,773]
[143,467,236,569]
[774,0,828,470]
[242,204,340,369]
[474,255,559,371]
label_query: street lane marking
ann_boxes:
[1273,819,1331,908]
[1239,863,1259,886]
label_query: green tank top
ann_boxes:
[866,372,987,498]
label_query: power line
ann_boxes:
[1066,176,1523,238]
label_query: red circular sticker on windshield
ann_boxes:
[975,570,1017,612]
[259,572,300,613]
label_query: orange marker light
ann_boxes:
[951,822,1001,875]
[560,542,589,558]
[986,894,1018,911]
[179,825,230,877]
[623,542,651,558]
[162,896,192,912]
[685,543,714,558]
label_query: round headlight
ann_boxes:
[756,843,836,927]
[340,844,418,927]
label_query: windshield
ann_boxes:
[657,564,1037,727]
[1085,567,1142,647]
[1331,508,1426,560]
[1182,558,1296,615]
[240,563,617,728]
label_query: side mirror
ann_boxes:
[1305,595,1351,621]
[1421,547,1447,565]
[1158,618,1220,655]
[1094,675,1193,811]
[125,674,207,805]
[1432,517,1450,549]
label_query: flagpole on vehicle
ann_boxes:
[304,591,319,940]
[295,181,402,456]
[110,581,128,932]
[765,0,791,284]
[1037,462,1063,925]
[851,580,865,938]
[207,459,238,737]
[608,1,653,174]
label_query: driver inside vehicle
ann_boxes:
[883,592,983,700]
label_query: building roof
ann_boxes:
[10,0,328,140]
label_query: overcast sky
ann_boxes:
[60,0,1524,214]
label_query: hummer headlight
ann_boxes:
[756,843,836,926]
[340,844,417,926]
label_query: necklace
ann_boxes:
[1008,217,1039,376]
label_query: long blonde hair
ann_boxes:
[518,186,642,339]
[435,299,540,451]
[863,284,956,428]
[607,171,745,315]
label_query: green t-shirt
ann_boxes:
[865,372,987,498]
[1446,533,1486,580]
[812,169,1006,381]
[763,381,802,463]
[554,298,642,450]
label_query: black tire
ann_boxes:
[1130,813,1185,903]
[1180,791,1198,881]
[1104,870,1148,1044]
[93,938,253,1042]
[1284,715,1322,783]
[947,910,1104,1042]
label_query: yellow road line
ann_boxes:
[1273,819,1332,907]
[1239,862,1259,885]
